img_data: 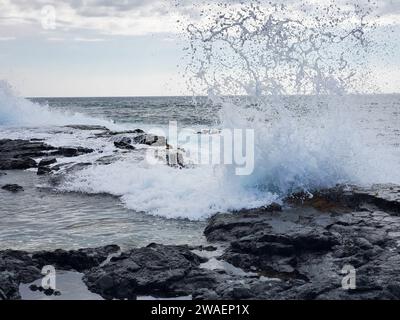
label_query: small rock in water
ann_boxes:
[1,184,24,192]
[53,147,94,157]
[29,284,39,292]
[65,125,109,131]
[39,157,57,167]
[114,137,136,150]
[37,166,53,175]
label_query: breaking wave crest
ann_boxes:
[0,81,114,128]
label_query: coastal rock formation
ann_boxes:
[0,246,120,300]
[203,186,400,299]
[82,243,212,300]
[1,184,24,192]
[0,139,93,171]
[1,184,400,300]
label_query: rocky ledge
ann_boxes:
[0,139,93,171]
[1,184,400,300]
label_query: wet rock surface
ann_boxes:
[1,184,24,192]
[0,246,120,300]
[203,186,400,299]
[83,243,215,299]
[0,139,93,171]
[1,183,400,300]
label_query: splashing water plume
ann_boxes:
[0,81,115,128]
[181,0,399,197]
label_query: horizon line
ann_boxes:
[27,92,400,99]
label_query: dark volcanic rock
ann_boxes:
[32,245,120,272]
[0,158,37,170]
[309,184,400,214]
[52,147,94,157]
[0,139,56,170]
[114,137,136,150]
[37,166,52,175]
[65,125,109,131]
[109,129,145,136]
[39,157,57,167]
[0,250,41,285]
[204,184,400,299]
[1,184,24,192]
[0,139,55,158]
[0,139,94,171]
[83,243,211,299]
[0,245,121,300]
[133,134,166,146]
[0,272,21,300]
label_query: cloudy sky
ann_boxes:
[0,0,399,97]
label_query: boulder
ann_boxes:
[83,244,210,299]
[1,184,24,192]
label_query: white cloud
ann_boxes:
[73,37,106,42]
[0,36,16,41]
[0,0,397,38]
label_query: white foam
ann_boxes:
[61,160,278,220]
[0,81,116,129]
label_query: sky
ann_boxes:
[0,0,399,97]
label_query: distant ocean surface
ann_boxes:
[31,96,219,127]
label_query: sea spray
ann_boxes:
[0,80,115,128]
[183,0,398,196]
[1,1,398,220]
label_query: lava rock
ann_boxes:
[37,166,53,175]
[52,147,94,157]
[114,137,136,150]
[38,157,57,167]
[0,158,37,170]
[1,184,24,192]
[65,125,109,131]
[133,134,166,146]
[32,245,120,272]
[83,243,210,300]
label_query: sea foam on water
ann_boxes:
[0,1,399,220]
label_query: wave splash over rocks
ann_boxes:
[183,0,400,199]
[1,1,399,221]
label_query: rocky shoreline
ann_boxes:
[1,184,399,300]
[1,134,400,300]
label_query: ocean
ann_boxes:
[0,89,399,251]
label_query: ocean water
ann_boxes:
[1,84,400,251]
[1,2,399,251]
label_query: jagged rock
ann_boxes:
[37,166,52,175]
[0,250,41,284]
[83,243,210,299]
[203,185,400,299]
[0,158,37,170]
[109,129,145,136]
[0,139,56,159]
[0,245,121,300]
[0,272,20,300]
[65,125,109,131]
[308,184,400,214]
[32,245,120,272]
[1,184,24,192]
[52,147,94,157]
[133,134,166,146]
[114,137,136,150]
[39,158,57,167]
